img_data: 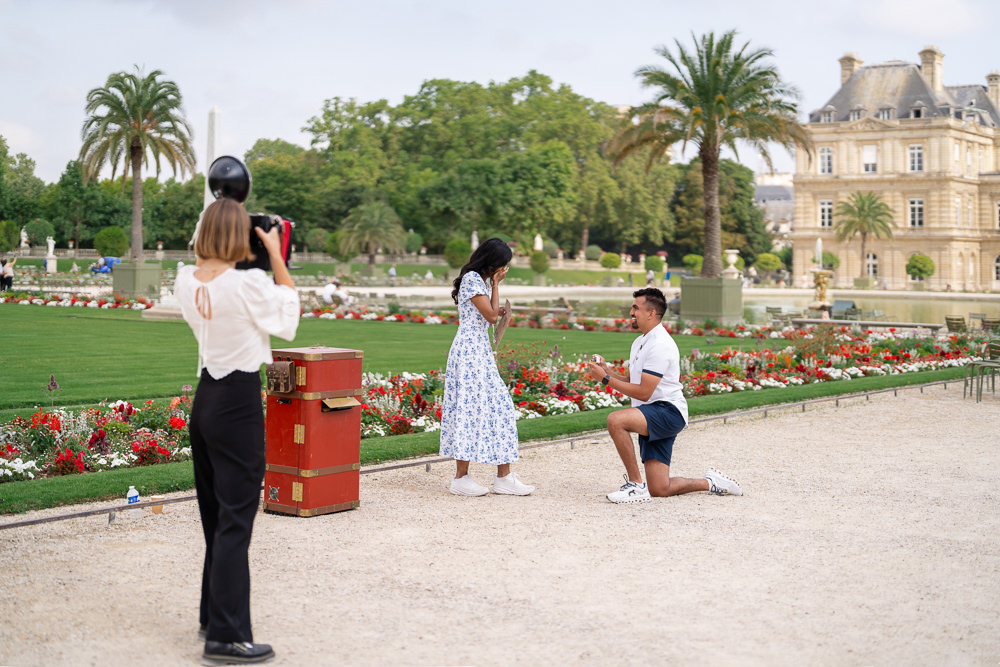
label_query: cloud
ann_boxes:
[867,0,979,37]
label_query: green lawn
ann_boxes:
[0,305,763,418]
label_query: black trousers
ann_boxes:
[190,369,266,643]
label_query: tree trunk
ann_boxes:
[859,233,867,279]
[580,222,590,256]
[699,145,722,278]
[129,143,144,262]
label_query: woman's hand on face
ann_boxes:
[255,225,283,258]
[492,266,509,283]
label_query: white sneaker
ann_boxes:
[492,473,534,496]
[705,468,743,496]
[606,475,651,504]
[450,475,489,496]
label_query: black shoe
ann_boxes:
[198,625,207,640]
[202,641,275,664]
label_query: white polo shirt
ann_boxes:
[628,323,688,423]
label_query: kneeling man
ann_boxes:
[588,288,742,503]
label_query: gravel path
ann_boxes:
[1,383,998,666]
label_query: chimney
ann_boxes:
[988,71,1000,111]
[839,53,862,85]
[919,46,944,96]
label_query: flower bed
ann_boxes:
[1,327,984,483]
[0,292,154,310]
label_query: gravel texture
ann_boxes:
[1,382,998,666]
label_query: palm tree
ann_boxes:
[834,191,897,279]
[606,30,811,277]
[338,201,407,267]
[79,67,195,261]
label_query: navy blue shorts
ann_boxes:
[636,401,687,466]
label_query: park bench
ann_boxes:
[790,318,943,333]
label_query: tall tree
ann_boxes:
[834,191,896,279]
[79,67,195,261]
[338,201,407,267]
[606,30,811,277]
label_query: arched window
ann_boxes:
[866,253,879,278]
[994,255,1000,281]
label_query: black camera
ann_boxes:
[206,155,293,271]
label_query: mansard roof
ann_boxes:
[809,60,1000,126]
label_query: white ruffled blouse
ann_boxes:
[175,265,300,379]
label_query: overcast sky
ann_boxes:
[2,0,998,184]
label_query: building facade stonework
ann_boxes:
[792,46,1000,291]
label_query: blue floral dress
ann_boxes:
[439,272,519,464]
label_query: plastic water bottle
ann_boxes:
[127,485,141,518]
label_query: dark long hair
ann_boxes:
[451,238,512,303]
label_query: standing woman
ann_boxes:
[175,198,299,665]
[440,237,534,496]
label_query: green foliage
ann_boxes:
[682,254,703,273]
[585,244,603,261]
[325,229,355,262]
[755,252,783,276]
[338,201,406,266]
[529,250,550,274]
[776,245,793,269]
[305,227,329,253]
[444,238,472,268]
[606,31,810,277]
[24,218,55,246]
[94,226,128,257]
[0,220,17,252]
[542,239,559,258]
[835,191,897,278]
[820,251,840,270]
[644,255,664,273]
[405,230,423,254]
[600,252,621,269]
[905,253,935,279]
[79,67,196,261]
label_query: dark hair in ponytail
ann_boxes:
[451,238,513,303]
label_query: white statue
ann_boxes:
[46,236,55,256]
[533,233,543,251]
[20,228,28,249]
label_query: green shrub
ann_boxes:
[600,252,621,269]
[24,219,55,247]
[682,254,703,274]
[94,226,128,257]
[542,239,559,258]
[906,253,935,280]
[444,238,472,268]
[644,255,664,273]
[585,244,602,261]
[405,231,424,254]
[530,250,550,274]
[755,252,783,272]
[305,228,329,253]
[0,220,18,253]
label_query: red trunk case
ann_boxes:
[262,347,363,517]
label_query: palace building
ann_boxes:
[791,46,1000,291]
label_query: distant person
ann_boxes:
[588,287,742,503]
[388,264,396,286]
[1,258,15,291]
[424,269,434,282]
[646,268,655,286]
[440,238,533,497]
[322,279,353,306]
[175,197,299,665]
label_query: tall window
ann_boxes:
[996,201,1000,229]
[909,198,924,228]
[908,145,924,172]
[967,146,972,174]
[849,109,863,121]
[863,145,878,173]
[819,200,833,228]
[955,143,960,171]
[821,110,834,123]
[866,253,879,278]
[819,147,833,175]
[958,197,963,226]
[969,202,974,227]
[912,107,923,119]
[994,255,1000,281]
[877,107,893,120]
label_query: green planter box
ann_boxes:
[853,277,875,289]
[680,277,743,325]
[112,261,162,299]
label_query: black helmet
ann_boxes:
[207,155,251,202]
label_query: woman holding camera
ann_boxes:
[439,238,534,496]
[175,197,299,665]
